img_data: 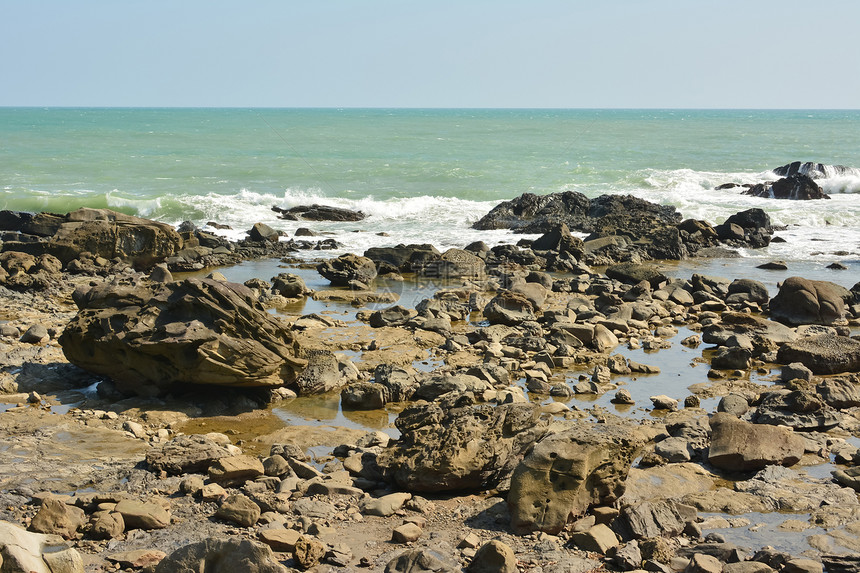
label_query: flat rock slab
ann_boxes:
[777,334,860,374]
[708,413,805,472]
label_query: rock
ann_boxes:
[468,540,518,573]
[361,492,412,517]
[365,244,441,272]
[90,511,125,540]
[317,253,377,286]
[379,402,549,493]
[154,538,287,573]
[717,394,749,417]
[385,549,456,573]
[717,208,772,248]
[769,277,850,325]
[818,377,860,408]
[702,312,797,353]
[258,528,302,552]
[2,208,183,268]
[783,559,824,573]
[295,350,352,395]
[370,305,416,328]
[711,347,751,370]
[247,222,280,242]
[20,324,49,344]
[707,413,804,472]
[114,499,171,530]
[570,523,619,554]
[392,522,423,543]
[146,434,233,475]
[685,553,725,573]
[106,549,166,569]
[650,395,678,411]
[758,260,788,270]
[209,455,265,486]
[606,263,668,288]
[273,204,365,222]
[294,536,327,569]
[29,497,86,539]
[483,291,536,326]
[508,421,643,534]
[777,334,860,374]
[727,278,769,305]
[59,278,306,395]
[781,362,813,382]
[743,174,830,200]
[623,500,697,539]
[216,493,261,527]
[593,324,619,352]
[271,273,310,297]
[0,520,84,573]
[773,161,858,179]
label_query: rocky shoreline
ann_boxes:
[0,200,859,573]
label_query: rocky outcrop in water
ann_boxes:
[743,174,830,200]
[59,277,306,396]
[272,204,365,222]
[773,161,860,179]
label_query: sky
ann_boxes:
[3,0,859,109]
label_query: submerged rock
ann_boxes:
[59,278,306,396]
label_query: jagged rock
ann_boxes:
[317,253,377,286]
[622,500,697,539]
[773,161,859,179]
[777,334,860,374]
[769,277,850,326]
[365,244,441,272]
[294,536,327,569]
[707,413,805,472]
[273,204,365,221]
[702,312,797,353]
[154,538,287,573]
[370,305,416,328]
[379,402,549,493]
[0,520,84,573]
[59,278,306,396]
[508,421,644,534]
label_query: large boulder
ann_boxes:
[364,244,441,272]
[378,402,550,493]
[715,208,772,248]
[154,538,287,573]
[769,276,850,325]
[145,434,234,475]
[483,291,536,326]
[702,312,797,353]
[0,520,84,573]
[317,253,377,286]
[59,278,306,396]
[1,208,183,269]
[507,421,644,534]
[707,413,805,472]
[777,334,860,375]
[772,161,858,179]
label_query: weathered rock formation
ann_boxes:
[272,204,365,222]
[59,278,306,396]
[507,421,644,534]
[769,277,850,326]
[742,174,830,200]
[378,402,550,492]
[707,413,805,472]
[0,208,183,269]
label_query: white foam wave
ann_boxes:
[819,174,860,194]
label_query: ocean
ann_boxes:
[2,107,859,287]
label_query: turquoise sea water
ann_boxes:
[2,108,859,267]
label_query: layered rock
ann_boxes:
[317,253,377,286]
[507,421,644,534]
[0,208,183,269]
[59,278,306,396]
[777,334,860,375]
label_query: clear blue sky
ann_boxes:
[4,0,859,108]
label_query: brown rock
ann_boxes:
[707,413,804,472]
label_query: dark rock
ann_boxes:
[365,244,441,272]
[271,273,310,298]
[370,305,416,328]
[606,263,668,289]
[272,204,364,222]
[726,278,769,305]
[385,549,456,573]
[59,278,306,396]
[742,174,830,200]
[772,161,858,179]
[769,276,850,325]
[622,500,697,539]
[483,291,536,326]
[317,253,377,286]
[247,222,280,242]
[758,260,788,270]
